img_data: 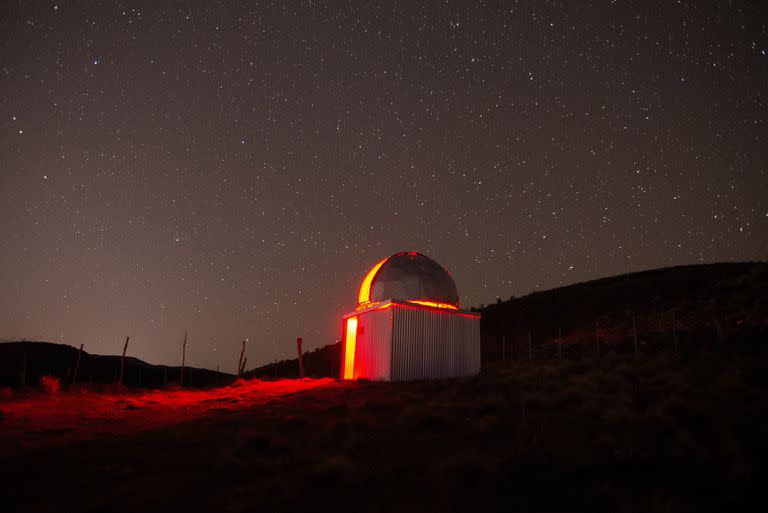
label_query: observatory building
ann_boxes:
[341,252,481,381]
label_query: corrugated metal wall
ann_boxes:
[353,307,393,380]
[390,307,481,381]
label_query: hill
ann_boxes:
[246,261,768,377]
[245,341,342,380]
[1,262,767,511]
[4,262,766,385]
[480,261,768,360]
[2,345,767,512]
[0,341,234,389]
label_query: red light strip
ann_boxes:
[366,300,480,318]
[357,257,389,306]
[342,316,358,380]
[408,300,460,310]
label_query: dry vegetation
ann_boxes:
[1,342,765,512]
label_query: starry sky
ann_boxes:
[1,1,766,372]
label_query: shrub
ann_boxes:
[40,375,61,394]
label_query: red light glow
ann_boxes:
[355,253,462,310]
[388,301,480,318]
[357,257,389,307]
[408,300,460,310]
[0,378,336,456]
[353,299,479,317]
[342,316,358,380]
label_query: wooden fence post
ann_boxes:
[72,344,83,387]
[297,337,305,378]
[20,352,27,387]
[180,331,187,386]
[501,335,506,364]
[713,314,725,343]
[672,311,679,354]
[595,319,601,360]
[527,331,532,362]
[238,340,246,378]
[119,336,130,387]
[632,316,638,358]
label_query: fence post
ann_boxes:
[297,337,305,377]
[595,319,601,360]
[72,344,83,387]
[558,328,563,360]
[119,336,130,387]
[238,340,246,378]
[527,331,532,362]
[20,352,28,387]
[713,314,725,343]
[632,316,638,358]
[501,335,506,364]
[672,311,679,354]
[180,331,187,386]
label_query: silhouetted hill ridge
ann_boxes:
[248,261,768,377]
[3,262,765,385]
[0,341,234,388]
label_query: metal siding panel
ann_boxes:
[392,309,399,381]
[390,305,480,381]
[390,310,398,381]
[393,307,410,381]
[354,308,392,380]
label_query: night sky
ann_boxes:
[1,1,766,372]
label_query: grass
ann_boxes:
[0,344,766,512]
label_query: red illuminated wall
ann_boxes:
[341,300,480,381]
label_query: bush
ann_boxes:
[40,375,61,394]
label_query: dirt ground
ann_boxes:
[1,349,765,512]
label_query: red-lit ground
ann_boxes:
[1,349,766,512]
[0,378,335,456]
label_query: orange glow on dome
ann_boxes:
[355,300,387,311]
[342,316,358,380]
[357,257,389,306]
[390,301,479,318]
[356,300,478,317]
[407,300,460,310]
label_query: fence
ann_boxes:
[482,308,768,364]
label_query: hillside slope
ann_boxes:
[481,261,768,360]
[0,341,234,388]
[245,341,341,380]
[246,262,768,377]
[4,262,766,384]
[2,345,766,512]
